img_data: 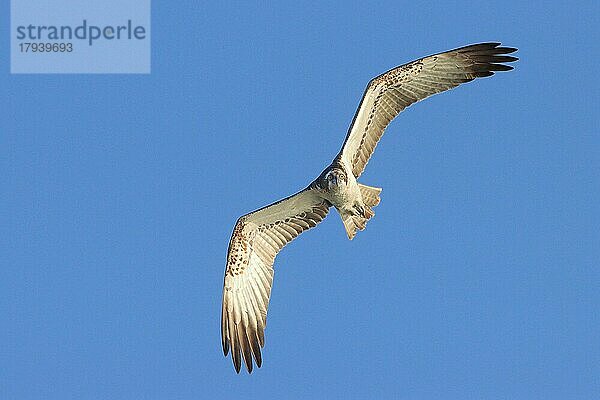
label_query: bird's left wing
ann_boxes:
[338,42,518,178]
[222,188,330,373]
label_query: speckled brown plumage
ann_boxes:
[340,42,517,178]
[221,190,330,373]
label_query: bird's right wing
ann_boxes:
[338,42,518,178]
[222,188,330,373]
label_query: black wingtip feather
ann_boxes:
[240,332,254,373]
[248,329,263,369]
[476,71,495,78]
[459,42,518,55]
[498,47,518,54]
[461,42,518,76]
[223,341,229,356]
[490,55,519,63]
[487,64,514,71]
[231,326,242,373]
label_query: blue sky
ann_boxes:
[2,1,599,399]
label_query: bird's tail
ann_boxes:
[341,183,382,240]
[358,183,381,208]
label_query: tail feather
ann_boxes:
[358,183,381,207]
[341,212,368,240]
[341,183,382,240]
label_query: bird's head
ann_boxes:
[324,169,347,191]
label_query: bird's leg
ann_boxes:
[353,201,374,219]
[352,202,366,217]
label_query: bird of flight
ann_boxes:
[221,42,518,373]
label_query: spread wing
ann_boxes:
[221,188,330,373]
[338,42,518,178]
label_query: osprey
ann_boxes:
[221,42,517,373]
